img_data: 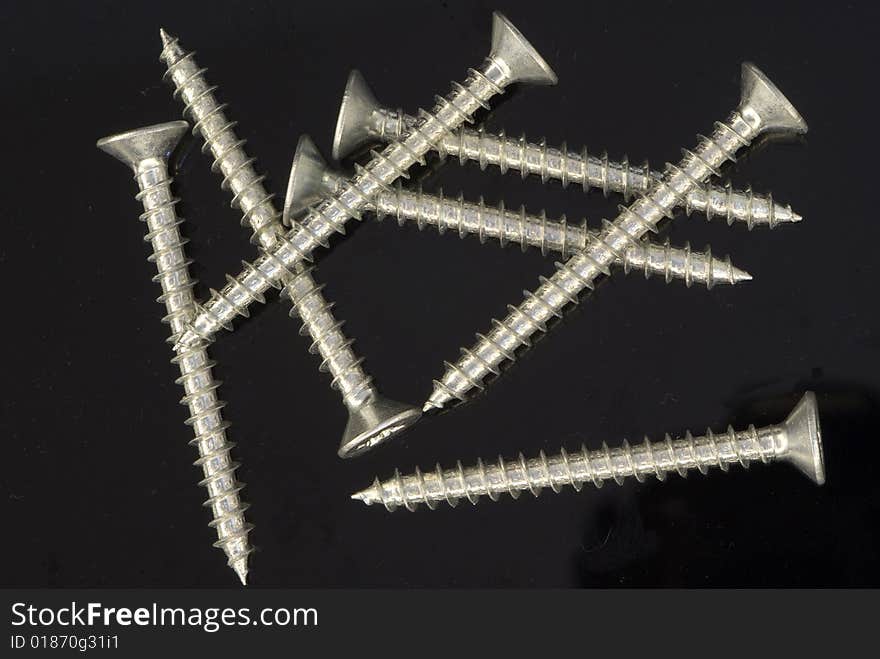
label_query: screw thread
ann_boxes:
[370,184,748,287]
[426,113,757,410]
[134,166,197,343]
[160,32,280,248]
[160,31,376,411]
[378,114,799,228]
[176,59,513,349]
[134,160,252,583]
[282,266,374,405]
[354,423,783,511]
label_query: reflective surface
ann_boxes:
[353,392,824,511]
[333,70,801,229]
[3,1,878,586]
[96,123,253,584]
[286,135,752,287]
[160,31,420,457]
[425,63,806,411]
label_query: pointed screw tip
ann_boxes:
[422,401,441,413]
[791,211,803,223]
[734,268,753,283]
[159,28,175,46]
[232,559,248,586]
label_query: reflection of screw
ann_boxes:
[97,122,253,585]
[173,11,557,351]
[426,63,808,412]
[353,392,825,511]
[286,135,751,288]
[159,30,419,458]
[332,70,800,230]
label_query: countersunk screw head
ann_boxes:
[96,120,189,170]
[782,391,825,485]
[332,70,382,163]
[739,62,808,137]
[339,395,423,459]
[488,11,557,87]
[97,119,253,584]
[332,70,802,229]
[353,392,825,511]
[281,136,422,458]
[284,134,332,223]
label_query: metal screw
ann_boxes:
[96,121,253,584]
[426,63,807,412]
[353,392,825,511]
[159,30,420,458]
[286,135,751,288]
[172,11,557,351]
[331,69,801,230]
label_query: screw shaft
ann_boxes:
[160,32,376,409]
[131,150,252,583]
[317,174,750,287]
[175,54,524,349]
[355,424,783,511]
[366,110,798,229]
[427,110,761,410]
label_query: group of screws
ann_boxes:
[98,11,824,585]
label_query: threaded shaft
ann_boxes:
[133,159,252,583]
[160,31,377,410]
[353,423,784,511]
[373,112,799,228]
[175,57,516,349]
[366,183,749,287]
[135,169,197,344]
[282,266,374,404]
[426,113,759,411]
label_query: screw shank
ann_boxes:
[160,35,380,411]
[134,159,197,341]
[123,149,252,581]
[368,186,743,286]
[366,111,795,228]
[177,60,514,348]
[427,111,760,409]
[366,424,785,511]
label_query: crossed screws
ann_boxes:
[97,11,822,584]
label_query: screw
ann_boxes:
[159,30,420,458]
[172,11,557,352]
[96,121,253,584]
[286,135,751,288]
[426,63,807,412]
[331,69,801,230]
[353,392,825,511]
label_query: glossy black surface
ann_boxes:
[2,0,878,586]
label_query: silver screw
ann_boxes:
[96,121,253,585]
[353,392,825,511]
[286,135,751,288]
[159,30,420,458]
[331,69,801,230]
[425,63,807,412]
[172,11,557,352]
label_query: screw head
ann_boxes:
[782,391,826,485]
[332,70,383,162]
[488,12,557,87]
[96,121,189,171]
[739,63,808,137]
[338,395,422,459]
[283,135,334,225]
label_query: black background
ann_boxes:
[2,0,878,587]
